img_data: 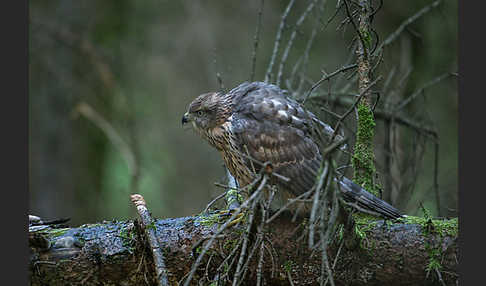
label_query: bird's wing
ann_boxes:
[226,82,401,219]
[229,83,323,196]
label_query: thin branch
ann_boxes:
[395,72,456,111]
[230,149,290,183]
[374,0,443,56]
[183,175,268,286]
[292,0,327,94]
[320,179,339,286]
[308,162,330,248]
[302,64,358,103]
[309,90,439,139]
[276,0,318,86]
[232,176,268,286]
[342,0,368,59]
[130,194,169,286]
[266,188,314,224]
[324,239,344,285]
[330,75,383,142]
[264,0,296,83]
[250,0,265,82]
[203,190,229,213]
[256,238,265,285]
[237,199,269,285]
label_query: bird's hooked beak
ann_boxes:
[181,112,191,125]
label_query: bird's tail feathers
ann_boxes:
[336,176,403,220]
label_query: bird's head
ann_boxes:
[182,91,231,132]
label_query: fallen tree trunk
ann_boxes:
[29,213,458,285]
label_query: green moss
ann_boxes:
[398,208,458,276]
[195,245,216,258]
[353,212,458,241]
[353,215,379,251]
[425,246,442,274]
[350,206,458,277]
[43,228,70,238]
[335,224,344,242]
[146,220,157,231]
[352,102,381,196]
[223,239,239,251]
[397,216,458,238]
[225,189,243,207]
[283,260,293,272]
[195,213,221,227]
[354,215,378,234]
[359,28,372,49]
[118,227,136,249]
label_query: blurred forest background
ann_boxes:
[29,0,457,226]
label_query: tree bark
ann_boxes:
[29,214,458,285]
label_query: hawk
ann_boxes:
[182,82,402,219]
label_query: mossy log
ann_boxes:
[29,214,458,285]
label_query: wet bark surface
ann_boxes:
[29,214,458,285]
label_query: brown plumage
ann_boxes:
[182,82,402,219]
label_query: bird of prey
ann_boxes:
[182,81,402,219]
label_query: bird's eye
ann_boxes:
[197,110,204,116]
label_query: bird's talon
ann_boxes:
[217,209,244,227]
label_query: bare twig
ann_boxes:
[342,0,368,60]
[250,0,265,82]
[130,194,169,286]
[183,175,268,286]
[324,239,344,285]
[374,0,443,56]
[395,72,456,111]
[266,188,315,224]
[302,64,358,104]
[320,179,339,286]
[230,149,290,183]
[276,0,318,86]
[287,269,296,286]
[293,0,327,95]
[330,75,383,142]
[264,0,296,83]
[203,190,229,213]
[310,92,439,139]
[232,175,268,286]
[256,241,265,286]
[309,162,330,248]
[215,237,244,276]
